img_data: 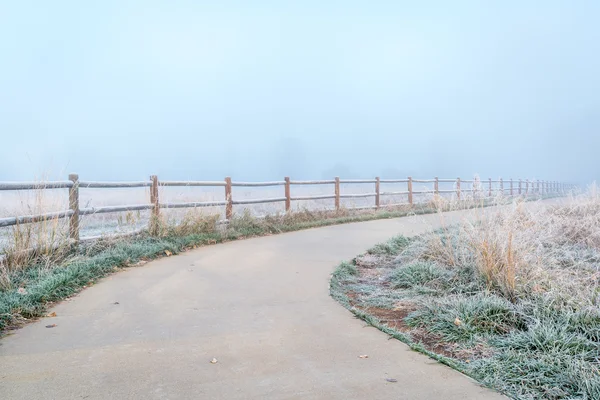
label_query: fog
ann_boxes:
[1,1,598,185]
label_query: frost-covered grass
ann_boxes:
[331,190,600,399]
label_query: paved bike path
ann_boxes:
[0,209,505,399]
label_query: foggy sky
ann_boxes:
[1,1,598,185]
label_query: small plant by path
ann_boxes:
[330,192,600,399]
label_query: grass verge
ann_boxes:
[330,192,600,399]
[0,202,451,332]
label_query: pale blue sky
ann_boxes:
[1,1,598,183]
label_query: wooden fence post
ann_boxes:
[407,177,413,206]
[499,178,503,196]
[225,177,233,219]
[510,179,513,196]
[150,175,159,218]
[68,173,79,243]
[526,180,529,195]
[456,177,461,200]
[536,180,540,195]
[519,179,522,195]
[375,177,380,209]
[334,177,340,211]
[284,177,291,212]
[488,178,492,197]
[434,177,439,195]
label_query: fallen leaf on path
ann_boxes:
[45,324,57,328]
[454,317,463,326]
[210,358,218,364]
[386,378,398,383]
[165,250,172,256]
[358,355,369,359]
[47,312,57,317]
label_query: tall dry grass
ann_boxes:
[411,186,594,304]
[0,188,71,289]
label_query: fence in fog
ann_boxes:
[0,175,575,243]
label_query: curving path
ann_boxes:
[1,209,506,399]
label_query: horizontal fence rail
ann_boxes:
[0,181,73,190]
[232,197,287,205]
[290,180,336,185]
[290,194,337,201]
[0,210,74,228]
[379,179,409,183]
[79,204,155,215]
[159,180,226,187]
[231,181,286,187]
[339,179,377,184]
[160,201,229,209]
[0,174,576,245]
[79,181,152,188]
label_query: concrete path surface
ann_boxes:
[0,209,506,399]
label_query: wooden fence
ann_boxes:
[0,175,575,243]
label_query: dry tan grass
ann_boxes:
[412,187,596,304]
[0,188,71,289]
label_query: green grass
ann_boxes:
[389,261,450,289]
[1,203,451,332]
[330,194,600,399]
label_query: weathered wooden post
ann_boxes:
[526,179,529,195]
[334,177,340,211]
[519,179,522,195]
[375,177,380,209]
[68,173,80,243]
[499,178,504,196]
[407,177,413,206]
[456,177,461,201]
[510,179,514,196]
[434,177,439,195]
[150,175,160,218]
[284,177,291,212]
[225,177,233,220]
[536,180,540,195]
[488,178,492,197]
